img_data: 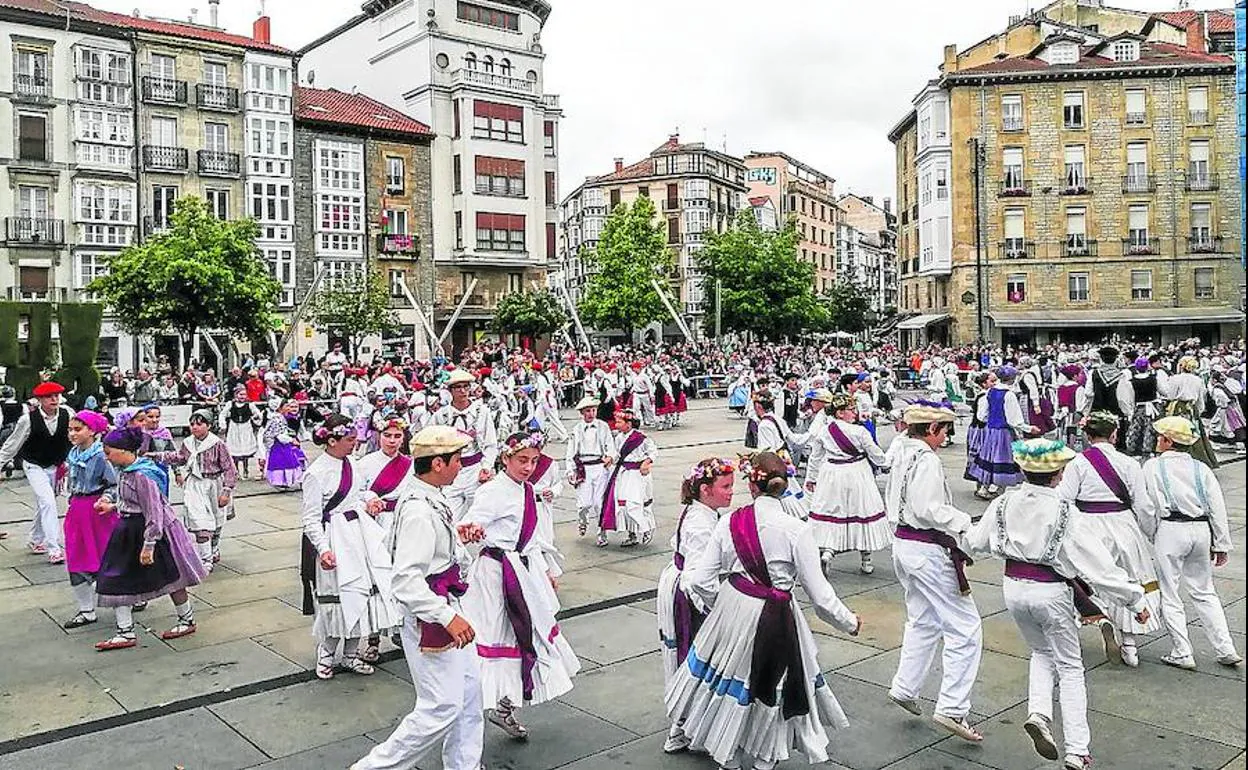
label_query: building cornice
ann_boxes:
[945,60,1233,86]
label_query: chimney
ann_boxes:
[613,158,623,173]
[883,197,892,214]
[942,43,958,74]
[862,195,873,206]
[208,0,219,28]
[667,132,679,147]
[254,14,271,43]
[1187,13,1207,53]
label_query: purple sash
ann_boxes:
[894,524,973,595]
[1081,446,1132,511]
[478,480,541,699]
[726,504,809,719]
[370,454,412,512]
[1057,383,1079,411]
[1004,559,1105,622]
[531,454,554,486]
[301,460,355,615]
[827,421,863,459]
[599,430,646,531]
[670,505,705,667]
[418,564,470,650]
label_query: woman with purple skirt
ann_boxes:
[93,427,207,650]
[969,366,1039,500]
[61,410,119,630]
[263,399,307,489]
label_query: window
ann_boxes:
[1187,86,1208,123]
[668,217,680,244]
[77,143,131,169]
[482,56,494,75]
[455,211,463,249]
[472,100,523,143]
[935,166,948,200]
[150,115,177,147]
[1004,208,1025,257]
[389,269,406,298]
[920,171,932,205]
[452,155,462,194]
[546,222,555,260]
[320,260,365,287]
[1125,89,1146,125]
[609,189,621,209]
[1062,91,1084,129]
[19,266,50,299]
[149,54,178,101]
[932,100,948,142]
[383,208,408,235]
[543,121,556,156]
[545,171,556,206]
[76,182,134,225]
[460,271,477,295]
[464,52,477,71]
[475,213,525,252]
[16,187,49,231]
[203,60,227,87]
[1007,273,1026,303]
[317,192,365,254]
[1049,42,1078,65]
[1125,142,1148,189]
[637,185,649,199]
[152,185,178,230]
[1127,204,1150,251]
[150,54,175,80]
[684,209,711,238]
[457,1,519,31]
[250,181,292,223]
[1190,203,1212,248]
[1063,145,1086,189]
[77,108,131,144]
[203,122,228,153]
[15,48,49,95]
[386,157,405,194]
[475,156,525,197]
[249,117,292,157]
[1065,207,1088,255]
[1001,94,1023,131]
[1188,140,1210,187]
[266,248,295,306]
[1194,267,1215,299]
[1002,147,1024,190]
[500,58,512,77]
[77,253,110,292]
[1130,269,1152,300]
[18,113,47,161]
[1112,40,1139,62]
[316,140,363,191]
[205,189,229,219]
[1068,272,1089,302]
[508,272,523,294]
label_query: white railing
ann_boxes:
[451,69,534,95]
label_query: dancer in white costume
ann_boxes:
[667,452,861,770]
[597,408,658,548]
[566,396,615,537]
[808,393,890,574]
[432,369,498,518]
[657,457,736,755]
[1056,411,1163,667]
[460,430,581,740]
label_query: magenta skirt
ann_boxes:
[63,493,119,574]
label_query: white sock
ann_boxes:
[71,581,97,615]
[173,599,193,624]
[115,605,134,632]
[196,539,213,566]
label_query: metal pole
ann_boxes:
[438,277,480,346]
[971,137,985,344]
[650,277,694,343]
[714,277,722,340]
[278,263,327,356]
[559,283,593,353]
[397,279,442,358]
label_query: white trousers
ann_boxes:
[24,463,62,555]
[890,539,982,719]
[1154,520,1237,659]
[573,463,608,515]
[353,616,484,770]
[635,393,656,425]
[1003,578,1090,757]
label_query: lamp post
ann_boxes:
[969,136,987,344]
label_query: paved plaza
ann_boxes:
[0,400,1242,770]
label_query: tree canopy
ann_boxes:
[88,197,280,360]
[824,278,872,334]
[696,211,827,341]
[306,268,399,357]
[493,288,568,340]
[577,196,675,338]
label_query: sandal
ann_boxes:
[488,707,529,740]
[595,535,609,548]
[342,657,375,675]
[361,642,381,664]
[932,713,983,743]
[316,647,336,680]
[132,602,147,612]
[95,629,137,651]
[161,614,197,640]
[27,542,47,555]
[64,611,98,629]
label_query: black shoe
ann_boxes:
[64,612,98,629]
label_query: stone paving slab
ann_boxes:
[551,566,655,611]
[0,671,125,744]
[839,646,1028,718]
[162,598,307,652]
[244,736,379,770]
[559,605,661,667]
[1138,630,1246,681]
[558,651,671,737]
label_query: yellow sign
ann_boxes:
[304,326,313,338]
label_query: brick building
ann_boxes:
[744,152,841,293]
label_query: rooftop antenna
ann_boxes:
[722,132,727,152]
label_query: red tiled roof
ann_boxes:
[748,196,771,207]
[956,40,1231,76]
[592,157,655,183]
[1154,9,1235,34]
[295,87,433,138]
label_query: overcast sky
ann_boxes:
[93,0,1233,203]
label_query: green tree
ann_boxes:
[577,196,674,339]
[493,288,568,342]
[88,197,280,365]
[306,268,399,357]
[697,211,827,340]
[824,278,872,333]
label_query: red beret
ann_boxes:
[32,381,65,397]
[478,367,493,378]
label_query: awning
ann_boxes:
[895,313,951,330]
[989,306,1243,329]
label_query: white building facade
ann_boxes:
[243,51,296,310]
[913,81,952,277]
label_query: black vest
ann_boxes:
[228,402,254,424]
[1090,370,1123,416]
[18,407,71,468]
[1131,373,1158,404]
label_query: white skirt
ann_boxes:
[224,422,258,458]
[1078,511,1164,634]
[182,474,226,532]
[656,561,681,685]
[808,460,891,553]
[665,583,848,767]
[461,550,581,710]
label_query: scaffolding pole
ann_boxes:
[649,277,694,343]
[397,280,443,359]
[277,264,327,357]
[438,278,480,347]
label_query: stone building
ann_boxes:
[744,152,841,294]
[889,0,1244,347]
[291,86,434,360]
[838,193,899,316]
[558,134,748,340]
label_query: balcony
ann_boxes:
[450,68,534,95]
[1122,237,1160,256]
[663,199,680,212]
[377,233,420,256]
[13,73,51,98]
[197,150,240,176]
[1184,171,1218,192]
[1188,235,1223,254]
[999,240,1035,260]
[452,293,486,307]
[1001,116,1024,132]
[143,145,189,171]
[1059,175,1093,196]
[1064,237,1097,257]
[541,94,560,109]
[141,76,188,105]
[474,182,525,198]
[999,178,1031,197]
[1188,109,1209,124]
[1124,112,1147,126]
[196,83,240,112]
[1122,173,1155,193]
[5,217,65,246]
[6,286,67,302]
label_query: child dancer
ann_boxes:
[597,408,658,548]
[61,410,118,629]
[358,416,414,663]
[527,439,565,613]
[461,431,581,740]
[219,386,263,479]
[93,427,207,650]
[657,457,735,755]
[566,396,615,537]
[264,399,307,490]
[150,411,237,572]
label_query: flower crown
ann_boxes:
[501,431,546,456]
[685,457,735,484]
[314,423,355,441]
[911,397,954,410]
[736,452,796,483]
[380,416,410,432]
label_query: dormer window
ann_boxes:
[1112,40,1139,62]
[1049,42,1078,65]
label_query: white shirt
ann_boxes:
[817,418,888,467]
[300,453,366,556]
[463,473,556,558]
[566,418,614,465]
[1056,442,1144,512]
[433,400,498,465]
[0,404,74,467]
[884,436,970,534]
[390,477,467,626]
[977,384,1029,431]
[1139,450,1232,551]
[671,500,719,565]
